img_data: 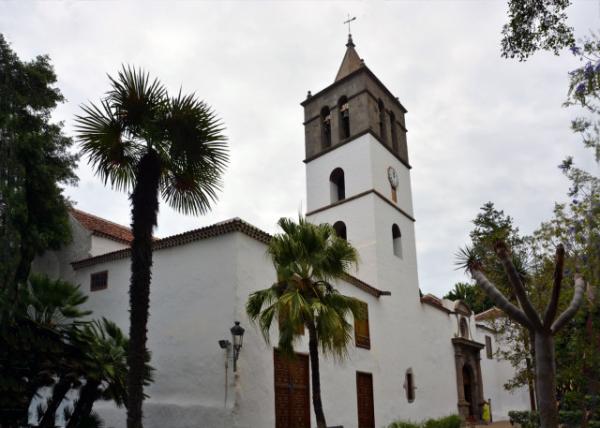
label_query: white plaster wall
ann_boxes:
[90,235,129,256]
[72,234,241,428]
[474,326,530,420]
[306,135,373,212]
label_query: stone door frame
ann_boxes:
[452,337,485,423]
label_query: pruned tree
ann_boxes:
[459,242,586,428]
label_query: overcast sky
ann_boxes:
[2,1,598,296]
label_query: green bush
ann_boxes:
[423,415,462,428]
[388,415,460,428]
[388,421,420,428]
[508,410,539,428]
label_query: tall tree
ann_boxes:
[458,242,586,428]
[0,34,78,295]
[246,217,363,428]
[76,67,228,428]
[501,0,575,61]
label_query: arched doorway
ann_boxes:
[452,337,485,423]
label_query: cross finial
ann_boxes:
[344,14,356,35]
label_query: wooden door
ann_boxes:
[274,350,310,428]
[356,371,375,428]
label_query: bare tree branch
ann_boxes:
[551,274,586,334]
[543,244,565,328]
[496,243,542,329]
[471,268,533,329]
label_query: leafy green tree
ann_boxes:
[443,281,494,314]
[501,0,575,61]
[0,34,78,296]
[76,66,228,428]
[246,217,363,428]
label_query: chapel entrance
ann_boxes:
[274,350,310,428]
[452,337,485,423]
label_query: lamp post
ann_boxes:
[230,321,245,372]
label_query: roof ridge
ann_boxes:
[70,208,132,232]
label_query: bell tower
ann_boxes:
[302,35,419,297]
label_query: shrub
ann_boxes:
[388,421,420,428]
[508,410,539,428]
[388,415,461,428]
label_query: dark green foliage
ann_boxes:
[501,0,575,61]
[443,281,494,314]
[388,415,461,428]
[0,34,78,293]
[509,409,600,428]
[509,410,540,428]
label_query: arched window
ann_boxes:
[392,224,402,258]
[460,318,469,339]
[338,96,350,140]
[378,99,387,143]
[333,221,347,240]
[329,168,345,203]
[321,106,332,148]
[389,111,398,153]
[405,369,415,403]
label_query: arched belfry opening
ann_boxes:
[321,106,332,148]
[378,99,387,143]
[389,111,398,153]
[338,96,350,140]
[329,168,345,203]
[392,224,402,258]
[333,221,347,240]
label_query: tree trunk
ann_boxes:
[307,322,327,428]
[39,378,70,428]
[534,332,559,428]
[66,380,100,428]
[126,150,161,428]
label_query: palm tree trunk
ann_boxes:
[126,150,161,428]
[39,378,70,428]
[307,322,327,428]
[534,332,559,428]
[66,380,100,428]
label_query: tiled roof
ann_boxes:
[71,208,133,244]
[71,218,390,298]
[474,307,504,321]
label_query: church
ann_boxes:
[33,35,530,428]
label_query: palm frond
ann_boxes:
[75,99,139,191]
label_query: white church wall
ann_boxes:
[474,326,530,420]
[89,235,129,256]
[71,234,242,428]
[305,134,373,212]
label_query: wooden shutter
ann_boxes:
[356,371,375,428]
[354,301,370,349]
[485,336,493,359]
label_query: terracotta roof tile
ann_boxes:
[420,294,451,314]
[70,208,133,244]
[71,217,389,298]
[474,307,504,321]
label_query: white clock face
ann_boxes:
[387,166,399,189]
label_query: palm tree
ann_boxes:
[76,66,228,428]
[66,318,153,428]
[246,216,363,428]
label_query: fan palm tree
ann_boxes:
[246,216,363,428]
[76,66,228,428]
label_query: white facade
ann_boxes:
[32,38,531,428]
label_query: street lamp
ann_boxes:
[230,321,245,372]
